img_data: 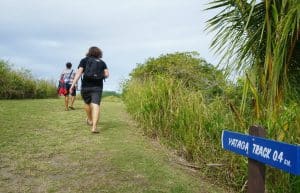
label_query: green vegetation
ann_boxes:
[206,1,300,192]
[206,0,300,131]
[1,1,299,192]
[206,0,300,130]
[0,60,57,99]
[102,90,121,98]
[122,52,300,193]
[0,99,231,193]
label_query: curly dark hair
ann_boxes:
[86,46,103,58]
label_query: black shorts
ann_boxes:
[81,89,103,105]
[64,84,76,96]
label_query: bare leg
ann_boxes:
[70,96,75,108]
[91,103,100,132]
[64,96,69,110]
[84,104,92,124]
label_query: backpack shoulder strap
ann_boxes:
[68,70,73,79]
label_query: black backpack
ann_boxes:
[83,57,104,81]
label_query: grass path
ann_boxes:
[0,98,232,193]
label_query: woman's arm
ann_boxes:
[104,69,109,78]
[70,67,84,93]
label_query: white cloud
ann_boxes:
[0,0,219,91]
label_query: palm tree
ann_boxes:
[206,0,300,126]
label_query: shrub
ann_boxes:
[0,60,57,99]
[122,52,300,192]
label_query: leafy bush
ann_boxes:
[130,52,226,98]
[123,52,243,187]
[0,60,57,99]
[122,52,300,192]
[102,91,121,98]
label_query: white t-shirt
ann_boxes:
[61,69,75,85]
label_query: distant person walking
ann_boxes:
[60,62,76,111]
[70,46,109,133]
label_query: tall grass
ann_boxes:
[123,75,247,189]
[122,52,300,193]
[0,60,57,99]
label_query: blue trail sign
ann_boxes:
[221,130,300,175]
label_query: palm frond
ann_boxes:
[206,0,300,119]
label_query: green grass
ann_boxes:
[0,98,232,193]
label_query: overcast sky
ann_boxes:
[0,0,219,91]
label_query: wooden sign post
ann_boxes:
[221,127,300,193]
[248,126,266,193]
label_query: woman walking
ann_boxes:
[70,46,109,133]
